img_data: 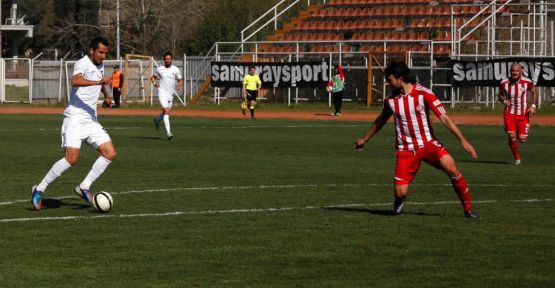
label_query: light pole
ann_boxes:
[116,0,120,60]
[0,0,3,58]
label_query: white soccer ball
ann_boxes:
[93,191,113,213]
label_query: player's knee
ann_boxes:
[394,186,409,198]
[446,168,460,179]
[65,155,79,166]
[507,132,516,140]
[441,163,460,178]
[518,136,527,143]
[103,150,117,161]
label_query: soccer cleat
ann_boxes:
[74,186,93,205]
[330,112,336,116]
[167,133,174,140]
[31,185,44,210]
[393,197,406,215]
[464,210,481,219]
[335,112,342,116]
[515,159,521,165]
[153,118,160,131]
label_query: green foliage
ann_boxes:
[11,0,100,57]
[6,0,296,57]
[188,0,280,55]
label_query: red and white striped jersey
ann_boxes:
[499,77,535,116]
[383,85,447,151]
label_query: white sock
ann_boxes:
[80,156,112,190]
[36,158,72,192]
[163,114,171,134]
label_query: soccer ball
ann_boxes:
[93,191,113,213]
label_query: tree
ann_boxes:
[187,0,280,55]
[9,0,283,58]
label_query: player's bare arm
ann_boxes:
[354,112,389,150]
[72,73,111,87]
[150,75,160,88]
[242,84,247,99]
[439,114,478,159]
[529,86,538,115]
[176,79,184,93]
[498,89,510,107]
[101,85,111,103]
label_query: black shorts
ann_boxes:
[246,90,258,102]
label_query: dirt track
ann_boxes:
[1,106,554,126]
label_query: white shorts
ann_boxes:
[61,117,111,149]
[158,93,173,109]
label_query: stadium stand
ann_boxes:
[185,0,550,107]
[259,0,509,56]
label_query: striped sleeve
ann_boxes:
[423,91,446,117]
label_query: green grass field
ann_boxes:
[0,114,554,287]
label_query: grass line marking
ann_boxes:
[1,183,553,207]
[0,198,551,223]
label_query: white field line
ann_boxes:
[0,198,552,223]
[1,183,553,207]
[0,124,367,133]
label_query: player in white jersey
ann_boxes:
[31,37,117,210]
[150,52,183,140]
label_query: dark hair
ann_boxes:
[163,52,173,58]
[248,65,256,70]
[114,65,120,69]
[384,61,417,84]
[89,36,110,50]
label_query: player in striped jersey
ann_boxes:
[354,61,479,218]
[498,63,538,165]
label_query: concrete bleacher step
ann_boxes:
[254,0,512,56]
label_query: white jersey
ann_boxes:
[153,64,182,98]
[64,56,104,121]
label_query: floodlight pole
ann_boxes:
[116,0,120,60]
[0,1,2,58]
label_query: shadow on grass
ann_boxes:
[459,159,512,165]
[324,207,442,217]
[27,198,89,211]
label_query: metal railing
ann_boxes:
[240,0,327,52]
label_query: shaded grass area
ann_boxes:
[0,115,553,287]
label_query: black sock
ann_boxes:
[393,196,406,214]
[250,108,255,118]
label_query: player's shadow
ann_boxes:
[27,198,88,211]
[42,198,64,209]
[459,159,512,165]
[324,207,394,216]
[324,207,442,217]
